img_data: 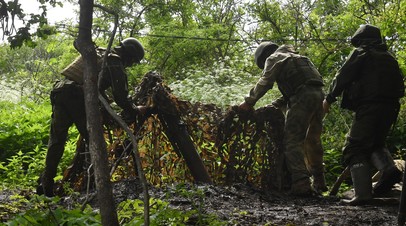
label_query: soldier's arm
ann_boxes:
[244,56,285,106]
[102,56,134,113]
[326,49,366,104]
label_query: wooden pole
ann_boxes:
[398,157,406,225]
[329,166,350,196]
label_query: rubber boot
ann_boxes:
[341,162,372,205]
[371,149,402,196]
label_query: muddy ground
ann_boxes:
[77,179,402,226]
[0,179,402,225]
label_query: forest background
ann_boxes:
[1,0,406,224]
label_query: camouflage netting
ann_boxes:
[59,71,286,194]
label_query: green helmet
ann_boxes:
[350,24,382,47]
[254,42,279,69]
[120,37,145,63]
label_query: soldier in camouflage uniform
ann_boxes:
[323,24,404,205]
[37,38,145,197]
[239,43,326,196]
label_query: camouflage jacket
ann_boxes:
[98,52,134,114]
[245,45,323,106]
[325,45,404,110]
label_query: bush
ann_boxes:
[169,57,281,108]
[0,100,51,161]
[0,100,78,189]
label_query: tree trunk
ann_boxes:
[76,0,119,225]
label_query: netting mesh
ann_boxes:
[60,71,286,193]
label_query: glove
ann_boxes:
[136,105,147,116]
[121,108,137,125]
[271,96,287,109]
[238,101,254,112]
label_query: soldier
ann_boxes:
[37,37,145,197]
[323,24,404,205]
[239,42,327,196]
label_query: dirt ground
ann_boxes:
[0,179,402,225]
[81,179,402,226]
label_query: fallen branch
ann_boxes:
[329,166,350,196]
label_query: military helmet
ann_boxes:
[351,24,382,47]
[254,41,279,69]
[120,37,145,63]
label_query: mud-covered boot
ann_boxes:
[312,172,328,194]
[341,162,372,205]
[36,174,55,197]
[371,149,402,196]
[290,177,314,196]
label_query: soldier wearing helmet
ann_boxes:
[239,42,326,196]
[37,37,146,197]
[98,37,145,122]
[119,37,145,66]
[323,24,404,205]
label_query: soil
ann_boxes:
[0,179,403,225]
[77,179,402,226]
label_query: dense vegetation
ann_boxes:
[1,0,406,224]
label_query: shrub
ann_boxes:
[0,100,78,189]
[169,57,281,108]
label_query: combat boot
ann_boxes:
[36,174,55,197]
[341,162,372,205]
[371,149,402,196]
[290,177,314,196]
[312,173,328,194]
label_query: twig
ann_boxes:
[81,164,96,211]
[110,141,133,177]
[99,95,150,225]
[329,166,350,196]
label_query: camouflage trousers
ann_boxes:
[342,102,400,166]
[283,85,325,183]
[42,80,88,181]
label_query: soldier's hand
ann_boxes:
[136,105,147,116]
[121,109,137,125]
[271,97,287,109]
[239,101,254,112]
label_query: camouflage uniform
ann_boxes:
[325,25,404,166]
[325,24,404,204]
[39,49,137,196]
[244,45,325,194]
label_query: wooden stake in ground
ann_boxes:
[329,166,350,196]
[398,160,406,226]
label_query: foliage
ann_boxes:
[143,0,249,80]
[2,187,225,226]
[2,195,101,225]
[387,98,406,158]
[0,148,45,189]
[0,100,50,161]
[118,198,223,225]
[0,0,63,47]
[0,100,78,189]
[169,56,281,108]
[1,0,406,223]
[0,35,76,102]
